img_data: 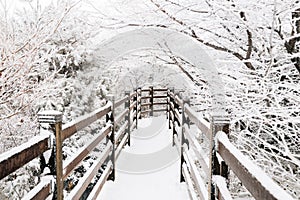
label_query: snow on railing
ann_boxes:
[0,87,293,200]
[0,133,50,178]
[0,87,144,200]
[216,131,294,200]
[61,102,112,140]
[0,133,51,198]
[168,88,294,200]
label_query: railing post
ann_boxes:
[107,95,115,181]
[166,88,170,121]
[172,91,180,146]
[180,97,190,182]
[138,87,142,119]
[149,86,154,116]
[168,88,174,130]
[38,111,63,200]
[134,88,138,127]
[209,114,230,200]
[125,91,131,146]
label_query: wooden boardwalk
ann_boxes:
[97,116,189,200]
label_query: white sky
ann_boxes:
[2,0,107,16]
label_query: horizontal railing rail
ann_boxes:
[61,103,112,141]
[0,134,52,199]
[0,134,50,180]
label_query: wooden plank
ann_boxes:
[63,125,111,179]
[141,96,151,100]
[115,122,128,143]
[129,92,136,98]
[66,143,112,200]
[131,111,136,122]
[62,103,111,140]
[115,96,128,108]
[137,112,141,120]
[141,103,151,107]
[23,179,52,200]
[141,109,151,114]
[184,105,211,139]
[175,109,181,125]
[175,95,183,107]
[153,88,168,92]
[115,109,129,125]
[130,119,136,130]
[183,124,209,175]
[153,108,167,112]
[153,102,167,105]
[86,162,113,200]
[129,101,136,111]
[169,101,175,112]
[213,175,233,200]
[0,134,49,180]
[183,150,208,200]
[170,111,174,121]
[116,133,129,159]
[217,132,294,200]
[168,92,175,99]
[173,134,181,154]
[182,163,199,200]
[153,95,168,99]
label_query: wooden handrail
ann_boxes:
[183,148,208,200]
[115,109,129,125]
[216,132,294,200]
[183,124,209,174]
[23,178,52,200]
[115,122,128,144]
[115,96,128,108]
[86,162,113,200]
[184,104,211,139]
[66,143,112,200]
[154,88,168,92]
[0,134,50,180]
[213,176,233,200]
[62,102,112,140]
[63,124,112,179]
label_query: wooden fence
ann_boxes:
[0,87,168,200]
[167,89,294,200]
[0,87,294,200]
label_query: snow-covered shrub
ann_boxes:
[0,1,99,199]
[0,0,93,152]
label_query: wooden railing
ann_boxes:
[167,89,294,200]
[0,87,168,200]
[0,87,294,200]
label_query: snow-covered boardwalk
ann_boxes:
[97,116,189,200]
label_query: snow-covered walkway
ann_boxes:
[97,116,189,200]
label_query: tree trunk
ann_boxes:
[285,8,300,73]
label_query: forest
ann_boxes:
[0,0,299,199]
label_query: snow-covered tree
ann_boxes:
[0,1,98,198]
[90,0,300,197]
[0,0,94,153]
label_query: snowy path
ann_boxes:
[97,116,189,200]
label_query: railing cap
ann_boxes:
[211,114,230,125]
[38,110,63,124]
[106,94,115,101]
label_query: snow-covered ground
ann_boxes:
[97,116,189,200]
